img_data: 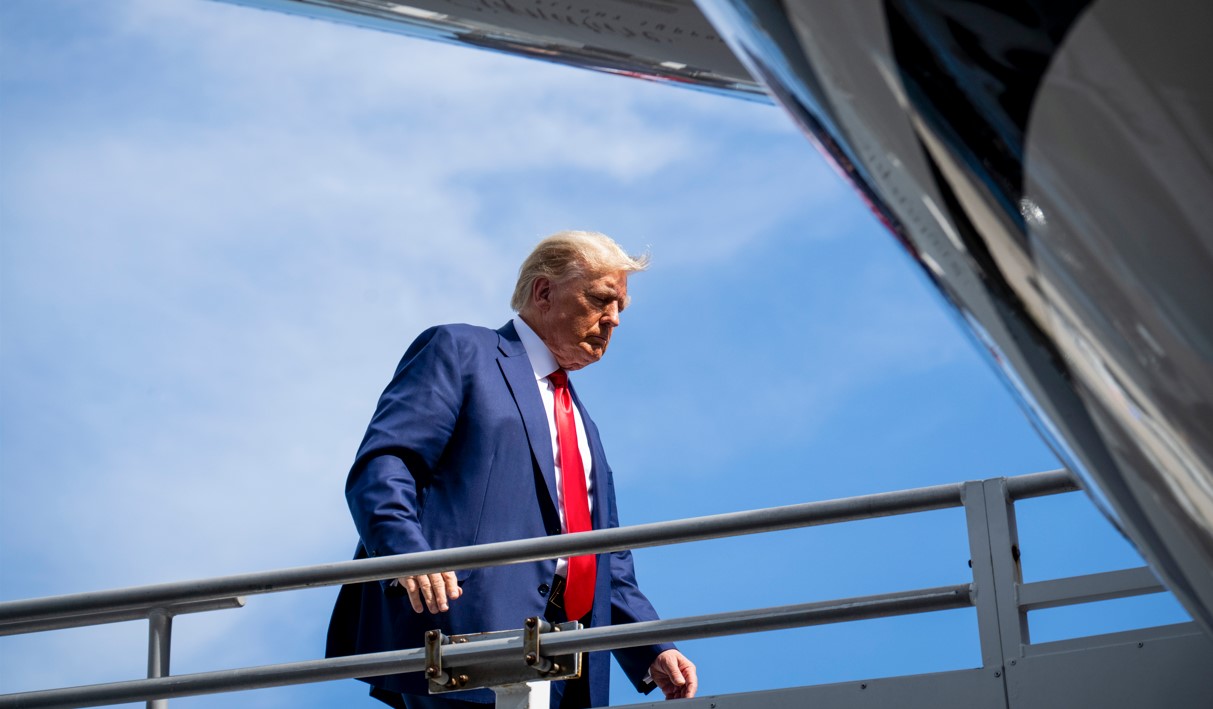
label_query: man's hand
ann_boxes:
[397,572,462,613]
[649,649,697,700]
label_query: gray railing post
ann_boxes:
[147,609,172,709]
[491,681,549,709]
[964,480,1005,671]
[983,478,1029,657]
[963,478,1029,680]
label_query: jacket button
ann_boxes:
[538,583,550,596]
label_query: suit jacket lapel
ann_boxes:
[496,322,560,516]
[569,383,610,531]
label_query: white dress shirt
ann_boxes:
[512,316,594,577]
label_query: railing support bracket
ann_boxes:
[427,620,581,696]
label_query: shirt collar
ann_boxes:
[512,315,559,381]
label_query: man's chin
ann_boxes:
[561,348,604,371]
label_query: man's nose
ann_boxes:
[603,302,621,327]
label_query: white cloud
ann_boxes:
[0,0,1001,703]
[0,0,827,698]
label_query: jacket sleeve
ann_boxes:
[345,326,463,561]
[605,468,677,693]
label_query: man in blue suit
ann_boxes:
[327,231,697,708]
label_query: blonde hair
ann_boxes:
[510,231,650,312]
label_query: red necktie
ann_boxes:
[548,369,595,621]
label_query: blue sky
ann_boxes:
[0,0,1189,706]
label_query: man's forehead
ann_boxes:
[583,270,628,292]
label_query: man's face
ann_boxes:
[534,269,629,371]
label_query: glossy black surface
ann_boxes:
[698,0,1213,633]
[885,0,1091,232]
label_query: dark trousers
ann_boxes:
[375,576,591,709]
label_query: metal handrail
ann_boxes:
[1005,469,1081,499]
[0,584,973,708]
[0,469,1082,709]
[0,469,1073,632]
[0,597,246,637]
[1017,566,1163,611]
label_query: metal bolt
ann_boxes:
[1010,660,1017,666]
[526,653,538,666]
[426,630,439,641]
[1137,642,1144,648]
[426,666,439,678]
[994,671,1002,678]
[550,663,562,674]
[860,683,867,690]
[456,637,468,643]
[526,617,537,629]
[457,675,470,687]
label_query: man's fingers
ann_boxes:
[663,655,686,686]
[416,574,436,612]
[443,571,461,601]
[401,576,424,613]
[427,573,449,612]
[681,661,698,698]
[650,650,697,700]
[400,573,461,614]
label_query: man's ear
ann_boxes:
[531,277,552,312]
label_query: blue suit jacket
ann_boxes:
[326,322,672,705]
